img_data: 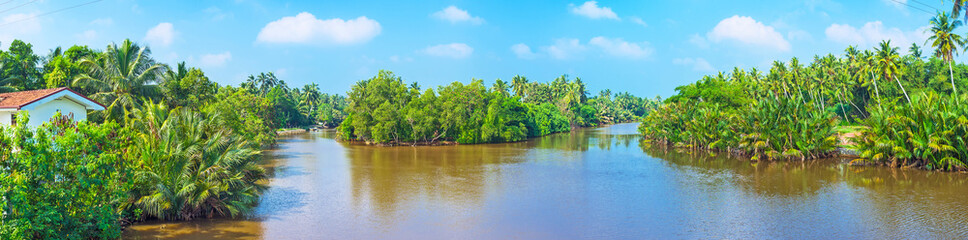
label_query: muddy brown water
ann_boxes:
[123,123,968,239]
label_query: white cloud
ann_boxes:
[421,43,473,59]
[90,18,113,26]
[199,51,232,67]
[707,15,790,51]
[432,6,484,25]
[543,38,587,60]
[689,34,709,48]
[256,12,381,45]
[673,57,715,72]
[523,37,651,60]
[630,17,647,28]
[824,21,928,48]
[145,22,176,47]
[511,43,537,59]
[588,36,652,59]
[569,1,618,20]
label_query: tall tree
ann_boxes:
[511,75,529,99]
[927,11,966,96]
[952,0,968,21]
[4,40,41,90]
[302,83,321,112]
[74,39,165,121]
[876,40,911,104]
[909,43,923,59]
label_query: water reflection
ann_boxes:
[124,123,968,239]
[640,140,968,238]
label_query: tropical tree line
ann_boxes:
[0,39,342,238]
[338,70,659,145]
[641,9,968,170]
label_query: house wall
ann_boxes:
[0,110,13,126]
[26,98,88,126]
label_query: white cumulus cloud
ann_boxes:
[673,57,715,72]
[630,17,647,28]
[825,21,928,48]
[422,43,473,59]
[256,12,381,45]
[588,36,652,59]
[145,22,176,47]
[707,15,790,52]
[199,51,232,67]
[569,1,618,20]
[543,38,587,60]
[432,6,484,25]
[511,43,537,59]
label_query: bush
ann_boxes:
[0,113,128,239]
[852,92,968,170]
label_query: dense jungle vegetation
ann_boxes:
[338,70,660,145]
[0,39,347,238]
[639,10,968,171]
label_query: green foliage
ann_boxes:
[852,92,968,170]
[203,87,277,148]
[123,101,268,221]
[340,71,651,145]
[0,113,127,239]
[160,62,218,108]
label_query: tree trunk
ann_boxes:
[894,75,911,104]
[950,61,958,97]
[870,70,882,106]
[837,88,849,121]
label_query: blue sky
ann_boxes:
[0,0,952,97]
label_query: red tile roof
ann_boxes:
[0,87,104,110]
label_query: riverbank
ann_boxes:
[276,128,308,136]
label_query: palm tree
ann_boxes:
[74,39,165,121]
[302,83,321,112]
[876,40,911,104]
[491,79,509,96]
[952,0,968,21]
[511,75,529,99]
[126,101,267,220]
[909,43,923,59]
[859,50,883,106]
[927,11,966,96]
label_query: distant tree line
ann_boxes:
[339,70,659,145]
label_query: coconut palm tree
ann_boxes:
[876,40,911,104]
[74,39,165,121]
[302,83,321,112]
[909,43,924,59]
[491,79,509,96]
[511,75,529,98]
[927,11,966,96]
[952,0,968,21]
[859,50,883,106]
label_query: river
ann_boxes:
[123,123,968,239]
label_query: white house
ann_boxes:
[0,87,105,126]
